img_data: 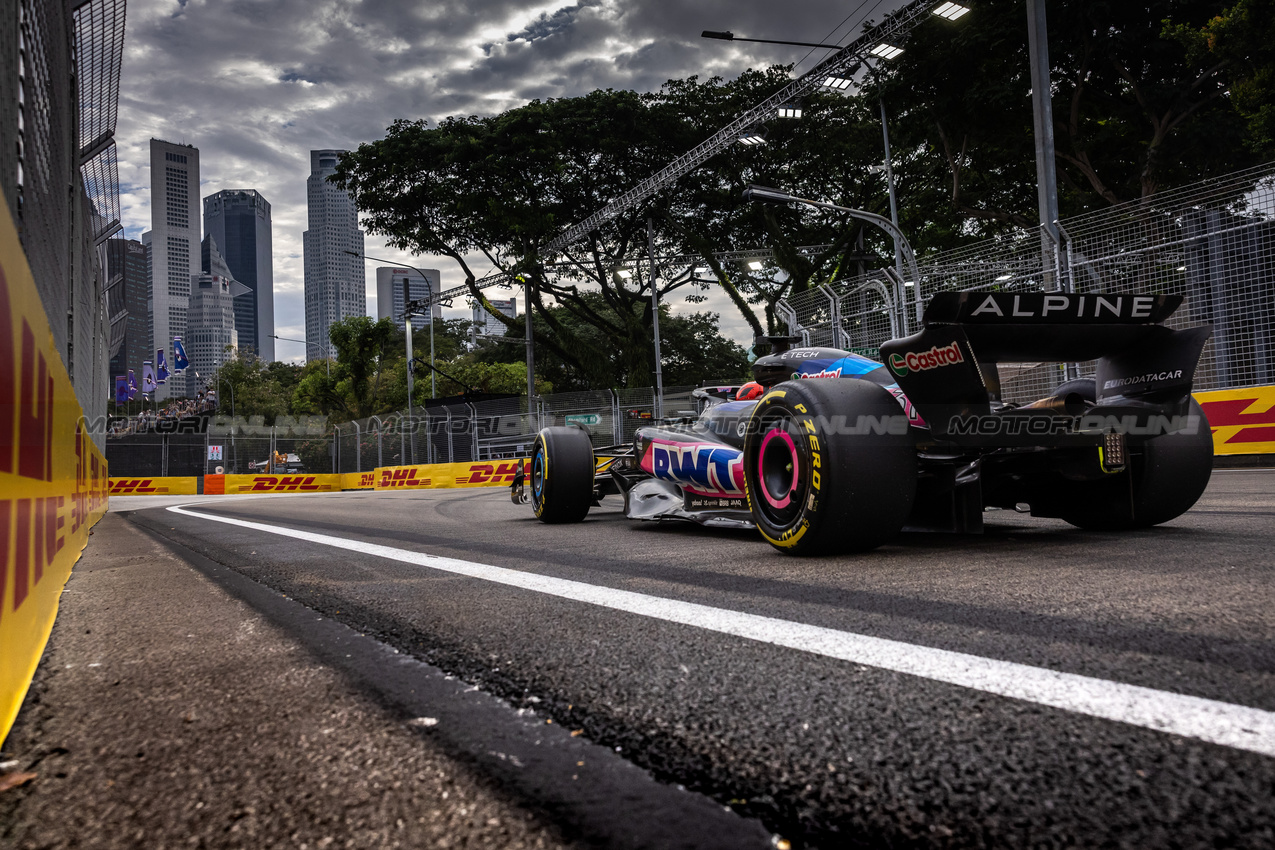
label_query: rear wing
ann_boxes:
[878,292,1211,444]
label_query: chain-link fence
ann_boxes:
[104,384,725,478]
[781,161,1275,403]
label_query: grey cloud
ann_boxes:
[119,0,911,354]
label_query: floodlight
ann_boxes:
[737,127,767,146]
[617,269,633,279]
[822,76,853,90]
[777,103,802,119]
[932,2,971,20]
[742,184,794,205]
[994,273,1013,282]
[748,260,764,271]
[870,44,904,59]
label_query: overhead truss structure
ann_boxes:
[543,0,948,253]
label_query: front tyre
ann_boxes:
[531,427,595,524]
[743,380,917,555]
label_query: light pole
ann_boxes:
[344,250,438,400]
[270,334,330,378]
[743,184,924,333]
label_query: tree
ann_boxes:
[872,0,1262,244]
[293,316,403,421]
[208,352,301,424]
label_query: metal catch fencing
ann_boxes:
[104,385,717,477]
[780,161,1275,403]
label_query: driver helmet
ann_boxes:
[736,381,765,401]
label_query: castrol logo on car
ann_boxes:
[888,342,964,377]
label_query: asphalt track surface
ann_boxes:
[122,470,1275,848]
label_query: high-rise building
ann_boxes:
[106,239,149,383]
[203,189,274,361]
[303,150,364,361]
[187,235,246,387]
[471,297,518,338]
[375,267,441,331]
[148,139,201,398]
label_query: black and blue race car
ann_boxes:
[513,291,1215,555]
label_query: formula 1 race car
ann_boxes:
[512,291,1216,555]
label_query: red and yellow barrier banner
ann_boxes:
[222,474,343,493]
[108,476,198,496]
[1195,386,1275,456]
[1,191,109,745]
[341,471,378,491]
[374,459,527,490]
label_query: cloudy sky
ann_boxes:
[117,0,910,359]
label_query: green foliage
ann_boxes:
[293,316,402,422]
[208,352,304,425]
[471,293,748,391]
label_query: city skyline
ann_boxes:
[113,0,883,358]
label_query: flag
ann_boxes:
[114,376,127,406]
[173,337,189,372]
[156,348,169,384]
[142,361,157,393]
[127,369,138,400]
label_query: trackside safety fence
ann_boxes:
[780,161,1275,406]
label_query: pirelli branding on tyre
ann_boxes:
[0,190,110,744]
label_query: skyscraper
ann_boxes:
[106,239,149,383]
[187,235,244,386]
[303,150,364,361]
[149,139,200,398]
[375,267,441,331]
[204,189,275,361]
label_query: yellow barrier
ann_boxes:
[1195,386,1275,455]
[341,471,378,491]
[375,459,526,490]
[1,192,109,745]
[108,476,198,495]
[221,474,343,493]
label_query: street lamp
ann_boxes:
[742,184,923,332]
[270,334,330,378]
[344,250,438,400]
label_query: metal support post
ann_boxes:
[1027,0,1061,285]
[524,277,536,401]
[648,219,664,419]
[352,421,361,473]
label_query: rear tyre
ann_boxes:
[743,380,917,555]
[1057,381,1214,530]
[531,426,595,524]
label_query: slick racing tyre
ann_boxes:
[1056,379,1214,530]
[531,426,595,524]
[743,379,917,555]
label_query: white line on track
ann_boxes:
[168,503,1275,758]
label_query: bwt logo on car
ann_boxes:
[110,479,160,495]
[379,468,427,488]
[250,476,322,491]
[646,443,745,496]
[888,342,965,377]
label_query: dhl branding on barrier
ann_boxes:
[374,460,527,490]
[223,474,344,493]
[108,476,198,495]
[342,471,378,490]
[1,189,110,746]
[1195,386,1275,455]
